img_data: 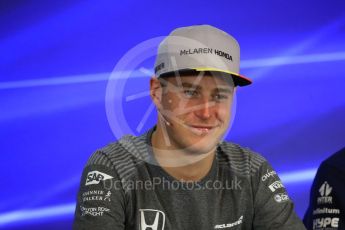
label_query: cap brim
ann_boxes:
[229,72,252,87]
[158,68,252,87]
[194,67,252,87]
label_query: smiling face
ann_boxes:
[151,71,236,155]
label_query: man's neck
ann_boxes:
[151,125,216,182]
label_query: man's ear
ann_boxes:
[150,76,163,108]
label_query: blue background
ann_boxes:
[1,0,345,229]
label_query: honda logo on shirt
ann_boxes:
[139,209,165,230]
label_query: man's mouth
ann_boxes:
[187,125,218,135]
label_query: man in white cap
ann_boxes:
[73,25,306,229]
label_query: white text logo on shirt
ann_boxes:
[317,181,333,205]
[261,170,277,181]
[274,193,289,203]
[85,171,113,186]
[313,217,339,229]
[268,181,284,192]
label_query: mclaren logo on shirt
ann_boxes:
[214,215,243,229]
[85,171,113,186]
[139,209,166,230]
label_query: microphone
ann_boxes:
[158,110,171,126]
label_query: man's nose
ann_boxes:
[194,99,213,120]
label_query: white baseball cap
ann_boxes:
[154,25,252,86]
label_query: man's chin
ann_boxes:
[183,140,218,156]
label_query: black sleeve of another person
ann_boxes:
[303,147,345,230]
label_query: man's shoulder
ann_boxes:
[85,133,150,179]
[217,141,267,176]
[319,146,345,174]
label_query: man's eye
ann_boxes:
[183,89,198,97]
[214,94,228,100]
